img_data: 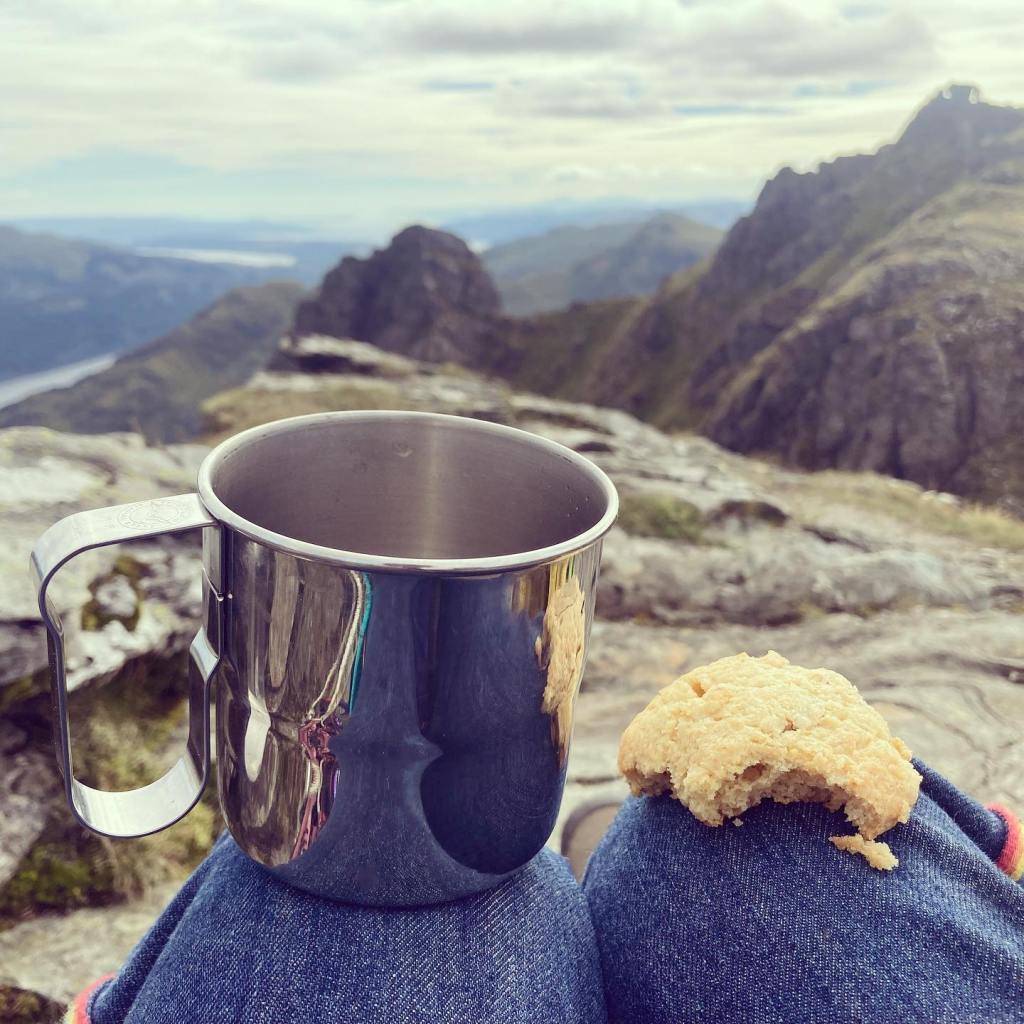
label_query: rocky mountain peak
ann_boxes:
[897,84,1024,150]
[701,87,1023,307]
[475,87,1024,511]
[292,225,502,366]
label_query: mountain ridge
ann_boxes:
[0,281,303,441]
[10,85,1024,509]
[0,224,301,380]
[489,85,1024,510]
[484,212,722,314]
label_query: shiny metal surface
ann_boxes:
[197,410,616,572]
[31,411,617,905]
[30,493,220,838]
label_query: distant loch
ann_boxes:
[0,353,116,409]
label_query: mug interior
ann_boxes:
[203,413,613,562]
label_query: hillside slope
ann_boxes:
[486,212,721,314]
[494,86,1024,510]
[0,225,285,379]
[0,282,303,441]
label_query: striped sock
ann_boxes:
[64,974,112,1024]
[988,804,1024,882]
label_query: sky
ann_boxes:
[1,0,1022,237]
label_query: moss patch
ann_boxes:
[0,652,221,930]
[618,492,705,543]
[200,378,406,442]
[80,554,147,633]
[0,795,219,930]
[0,832,114,920]
[0,985,65,1024]
[0,670,48,717]
[796,471,1024,552]
[709,499,788,527]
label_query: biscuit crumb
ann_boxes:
[830,834,899,871]
[732,818,744,827]
[618,651,921,866]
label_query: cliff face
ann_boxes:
[495,86,1024,509]
[292,226,503,367]
[707,179,1024,497]
[701,89,1024,509]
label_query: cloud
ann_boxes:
[545,164,606,183]
[3,1,122,35]
[676,4,937,79]
[422,80,496,93]
[841,2,887,17]
[0,0,1020,233]
[245,38,354,83]
[397,5,645,55]
[795,79,894,99]
[672,103,792,117]
[520,92,665,121]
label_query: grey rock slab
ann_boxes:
[0,881,180,1003]
[572,608,1024,813]
[0,731,57,888]
[0,428,206,693]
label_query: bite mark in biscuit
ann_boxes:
[618,651,921,868]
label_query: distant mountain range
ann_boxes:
[10,217,314,248]
[442,198,747,245]
[266,86,1024,510]
[0,209,726,386]
[0,281,303,440]
[0,224,299,380]
[484,212,723,315]
[9,85,1024,512]
[10,217,369,287]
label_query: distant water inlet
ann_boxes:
[136,246,297,268]
[0,352,116,409]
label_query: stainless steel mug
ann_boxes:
[30,411,618,905]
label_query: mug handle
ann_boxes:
[29,493,223,839]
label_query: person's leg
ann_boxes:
[76,836,606,1024]
[583,761,1023,1023]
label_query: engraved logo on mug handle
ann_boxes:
[115,496,193,533]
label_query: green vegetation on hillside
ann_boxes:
[485,87,1024,511]
[495,296,645,399]
[486,213,721,315]
[0,282,303,442]
[792,471,1024,552]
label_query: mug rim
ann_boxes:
[197,410,619,574]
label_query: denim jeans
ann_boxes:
[585,762,1023,1023]
[81,762,1022,1023]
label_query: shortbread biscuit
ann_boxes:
[618,651,921,870]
